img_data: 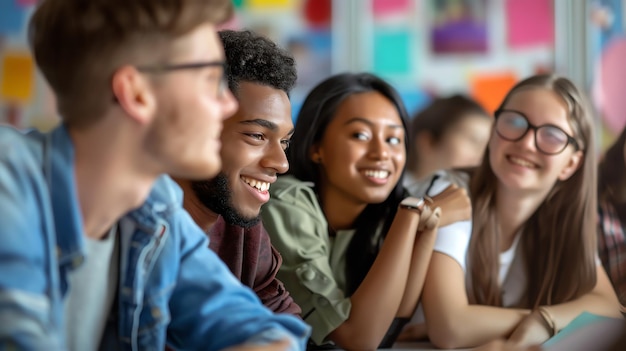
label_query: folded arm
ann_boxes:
[422,253,529,349]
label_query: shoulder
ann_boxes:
[0,126,41,166]
[268,175,321,215]
[126,175,187,229]
[263,176,328,240]
[144,175,184,211]
[0,126,46,200]
[270,175,316,199]
[434,220,472,271]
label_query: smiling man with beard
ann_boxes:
[175,29,300,315]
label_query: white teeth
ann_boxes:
[241,176,270,192]
[509,156,535,168]
[363,170,390,179]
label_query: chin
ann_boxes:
[179,162,222,180]
[362,193,390,205]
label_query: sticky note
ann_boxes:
[0,52,35,103]
[373,0,411,17]
[470,72,517,114]
[373,29,412,75]
[246,0,294,10]
[0,1,27,35]
[506,0,554,48]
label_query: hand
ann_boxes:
[416,204,441,232]
[223,339,291,351]
[396,322,428,341]
[507,310,551,348]
[473,339,542,351]
[429,184,471,227]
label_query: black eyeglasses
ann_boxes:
[494,109,580,155]
[137,60,228,98]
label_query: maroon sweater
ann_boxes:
[208,216,301,315]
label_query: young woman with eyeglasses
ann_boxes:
[401,74,622,349]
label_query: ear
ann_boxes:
[309,144,322,163]
[111,65,157,125]
[558,150,583,181]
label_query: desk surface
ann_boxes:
[386,313,625,350]
[387,341,470,351]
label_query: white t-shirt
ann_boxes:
[64,225,119,351]
[406,171,527,325]
[403,170,472,272]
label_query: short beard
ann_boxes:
[191,173,260,229]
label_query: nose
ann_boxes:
[261,142,289,174]
[220,88,239,121]
[516,127,537,151]
[368,135,390,160]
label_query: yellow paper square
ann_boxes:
[247,0,294,10]
[0,52,35,103]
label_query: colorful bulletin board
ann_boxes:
[589,0,626,149]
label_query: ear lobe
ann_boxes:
[558,150,583,181]
[112,65,157,125]
[309,144,322,163]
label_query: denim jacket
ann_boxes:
[0,125,310,350]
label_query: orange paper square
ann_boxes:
[470,72,518,115]
[0,53,35,103]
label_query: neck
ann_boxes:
[177,179,219,232]
[318,183,367,231]
[69,118,158,240]
[494,184,548,251]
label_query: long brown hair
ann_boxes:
[468,74,597,308]
[598,127,626,222]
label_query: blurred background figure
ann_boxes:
[598,125,626,312]
[404,94,492,196]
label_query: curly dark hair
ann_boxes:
[218,30,297,96]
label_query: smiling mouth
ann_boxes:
[507,156,538,169]
[241,176,271,192]
[363,169,390,179]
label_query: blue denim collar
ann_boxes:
[46,125,86,267]
[125,175,182,233]
[44,125,183,263]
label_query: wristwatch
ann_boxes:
[399,197,425,214]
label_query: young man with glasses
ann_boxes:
[175,30,300,315]
[0,1,309,350]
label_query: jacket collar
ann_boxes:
[45,125,86,267]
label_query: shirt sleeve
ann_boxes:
[427,173,472,271]
[261,185,351,345]
[597,201,626,302]
[0,133,62,349]
[166,209,311,351]
[252,225,302,315]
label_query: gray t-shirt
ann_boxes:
[64,225,119,351]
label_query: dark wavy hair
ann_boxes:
[218,29,296,95]
[288,72,411,295]
[599,127,626,221]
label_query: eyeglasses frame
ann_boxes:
[494,108,580,155]
[136,60,229,97]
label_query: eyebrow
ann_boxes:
[240,119,295,136]
[344,117,403,129]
